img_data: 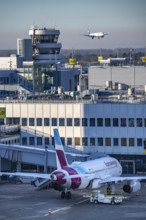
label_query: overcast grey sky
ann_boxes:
[0,0,146,49]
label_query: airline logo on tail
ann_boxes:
[54,129,68,169]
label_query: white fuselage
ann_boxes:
[52,156,122,190]
[89,32,104,38]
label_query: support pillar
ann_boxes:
[16,162,21,172]
[44,146,48,173]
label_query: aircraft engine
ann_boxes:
[91,179,101,189]
[50,171,66,185]
[123,180,141,193]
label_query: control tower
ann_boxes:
[29,27,63,65]
[28,26,64,92]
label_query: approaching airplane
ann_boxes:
[83,29,108,39]
[1,128,146,199]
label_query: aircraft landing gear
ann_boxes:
[61,191,71,199]
[66,191,71,199]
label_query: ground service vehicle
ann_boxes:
[89,191,123,205]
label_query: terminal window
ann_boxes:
[105,118,111,127]
[90,138,95,146]
[45,137,49,145]
[113,138,119,146]
[0,119,4,125]
[128,118,135,127]
[74,137,80,145]
[6,118,12,125]
[82,137,88,146]
[52,118,57,126]
[67,138,72,145]
[67,118,72,126]
[22,137,27,145]
[105,137,111,146]
[121,138,127,146]
[97,137,103,146]
[59,118,65,126]
[44,118,49,126]
[29,118,34,126]
[89,118,95,126]
[121,118,127,127]
[29,137,35,145]
[22,118,27,126]
[37,137,42,145]
[137,138,143,146]
[97,118,103,127]
[13,117,20,125]
[136,118,143,127]
[129,138,135,146]
[74,118,80,126]
[37,118,42,126]
[113,118,119,127]
[82,118,88,127]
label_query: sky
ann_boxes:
[0,0,146,49]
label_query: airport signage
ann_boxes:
[141,56,146,63]
[69,58,76,65]
[98,56,103,62]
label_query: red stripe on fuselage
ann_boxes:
[63,167,81,189]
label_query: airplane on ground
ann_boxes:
[1,128,146,199]
[83,29,108,39]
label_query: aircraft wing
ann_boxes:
[82,34,90,37]
[99,176,146,184]
[0,172,51,179]
[63,173,146,184]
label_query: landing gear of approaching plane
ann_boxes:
[61,191,71,199]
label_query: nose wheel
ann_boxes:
[61,191,71,199]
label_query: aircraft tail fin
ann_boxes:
[54,128,69,169]
[87,28,90,35]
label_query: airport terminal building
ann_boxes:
[0,26,146,175]
[0,97,146,174]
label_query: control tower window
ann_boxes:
[35,35,59,43]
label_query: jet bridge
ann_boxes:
[0,144,88,173]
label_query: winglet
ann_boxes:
[54,128,68,169]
